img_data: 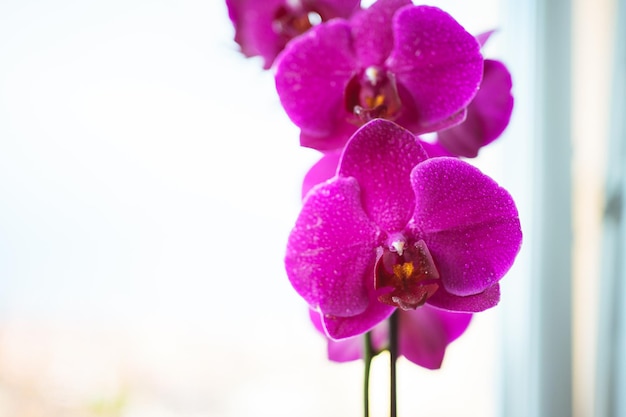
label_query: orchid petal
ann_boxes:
[310,309,365,361]
[399,306,472,369]
[286,176,380,316]
[326,335,364,362]
[437,59,514,157]
[316,0,362,16]
[301,150,342,199]
[226,0,286,68]
[409,157,521,296]
[386,6,483,131]
[299,119,358,151]
[418,139,454,158]
[398,106,468,137]
[339,119,428,232]
[475,30,496,47]
[350,0,412,67]
[275,20,357,141]
[322,285,396,339]
[427,284,501,312]
[309,308,364,361]
[310,309,389,361]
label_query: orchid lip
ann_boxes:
[375,239,440,310]
[345,66,402,124]
[273,3,324,38]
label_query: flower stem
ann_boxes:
[389,310,399,417]
[363,331,373,417]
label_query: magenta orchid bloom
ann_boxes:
[431,32,514,158]
[285,119,521,340]
[300,135,473,369]
[274,0,484,151]
[226,0,361,69]
[310,306,471,369]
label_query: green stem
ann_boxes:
[363,331,373,417]
[389,311,399,417]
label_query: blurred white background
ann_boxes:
[0,1,524,416]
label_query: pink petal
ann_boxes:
[350,0,412,67]
[317,0,362,16]
[301,150,342,199]
[386,6,483,131]
[427,284,501,312]
[226,0,286,68]
[275,20,357,143]
[437,59,514,157]
[322,285,396,339]
[310,308,389,361]
[409,157,521,296]
[475,30,496,47]
[418,138,455,157]
[299,120,357,152]
[398,306,472,369]
[339,119,428,232]
[285,176,381,317]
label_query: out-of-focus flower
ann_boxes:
[310,306,472,369]
[285,119,521,340]
[226,0,361,69]
[275,0,483,151]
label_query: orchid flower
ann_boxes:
[285,119,521,340]
[300,134,474,369]
[274,0,483,151]
[226,0,361,69]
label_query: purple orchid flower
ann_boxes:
[285,119,521,340]
[274,0,484,151]
[299,136,473,369]
[226,0,362,69]
[310,306,471,369]
[429,31,514,158]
